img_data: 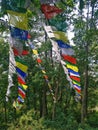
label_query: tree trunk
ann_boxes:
[4,101,7,125]
[52,102,56,120]
[39,89,42,117]
[81,44,88,123]
[81,1,89,123]
[42,84,47,117]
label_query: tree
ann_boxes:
[0,0,98,129]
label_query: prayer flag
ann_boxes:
[13,48,29,56]
[70,75,80,82]
[37,58,42,63]
[18,76,26,84]
[16,62,28,73]
[22,50,29,55]
[18,96,24,103]
[61,55,76,64]
[70,72,80,77]
[18,83,28,91]
[28,34,31,39]
[56,40,71,48]
[18,87,26,98]
[7,10,28,30]
[68,69,80,77]
[32,49,38,55]
[41,4,63,19]
[13,100,21,109]
[53,31,69,43]
[15,57,28,66]
[49,14,67,32]
[74,84,81,93]
[66,63,79,72]
[10,26,28,40]
[42,70,46,74]
[21,84,28,90]
[61,48,75,56]
[44,75,48,79]
[73,80,81,86]
[16,67,27,78]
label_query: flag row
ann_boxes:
[7,7,29,109]
[41,3,81,99]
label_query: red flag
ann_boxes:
[41,4,63,19]
[13,48,29,56]
[61,55,76,64]
[28,34,31,39]
[75,87,81,93]
[44,75,48,79]
[18,89,26,98]
[18,76,26,84]
[37,58,42,63]
[22,50,29,55]
[70,75,80,82]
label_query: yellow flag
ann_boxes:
[48,83,52,89]
[53,31,69,43]
[32,49,38,55]
[13,100,22,110]
[7,10,28,30]
[16,62,28,73]
[22,84,28,90]
[66,64,79,72]
[42,70,46,74]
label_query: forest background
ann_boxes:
[0,0,98,130]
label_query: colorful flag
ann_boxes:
[56,40,71,48]
[66,63,79,72]
[7,10,28,30]
[44,75,48,79]
[49,14,67,32]
[16,62,28,73]
[73,80,81,86]
[18,95,24,103]
[74,84,81,93]
[37,58,42,63]
[16,67,27,78]
[53,31,69,43]
[68,69,80,77]
[32,49,38,55]
[21,84,28,90]
[41,4,63,19]
[10,26,28,40]
[70,75,80,82]
[18,76,26,84]
[18,87,26,99]
[61,48,75,56]
[42,70,46,74]
[15,57,28,66]
[61,55,77,64]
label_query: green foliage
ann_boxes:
[0,0,98,130]
[1,0,26,15]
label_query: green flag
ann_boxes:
[49,14,67,32]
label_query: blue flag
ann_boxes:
[16,67,27,78]
[68,68,79,76]
[10,26,28,40]
[56,40,71,48]
[18,96,24,103]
